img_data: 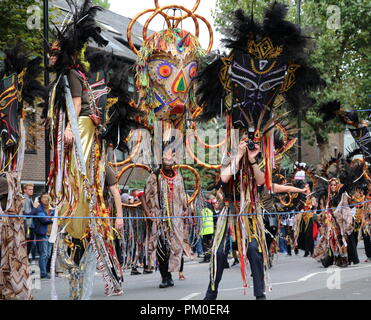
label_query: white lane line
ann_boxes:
[297,272,322,282]
[199,264,371,294]
[298,264,371,282]
[179,292,201,300]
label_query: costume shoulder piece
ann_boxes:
[0,43,47,150]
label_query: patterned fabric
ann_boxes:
[143,170,188,272]
[0,172,32,300]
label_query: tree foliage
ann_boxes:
[0,0,44,55]
[92,0,110,9]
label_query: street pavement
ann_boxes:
[32,246,371,300]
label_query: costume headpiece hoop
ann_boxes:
[127,0,213,54]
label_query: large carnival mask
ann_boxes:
[137,29,202,122]
[0,74,20,149]
[223,38,299,131]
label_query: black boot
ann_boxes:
[168,275,174,287]
[287,245,292,256]
[159,278,170,288]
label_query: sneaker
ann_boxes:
[41,275,51,280]
[256,294,266,300]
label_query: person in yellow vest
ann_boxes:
[199,196,215,263]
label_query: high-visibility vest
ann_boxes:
[200,207,214,236]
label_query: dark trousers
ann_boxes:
[27,229,37,260]
[35,235,49,277]
[303,221,314,255]
[265,225,277,254]
[179,256,184,273]
[157,235,172,280]
[205,228,265,299]
[363,231,371,258]
[346,231,360,264]
[202,234,213,261]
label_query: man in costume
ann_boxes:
[0,43,47,300]
[196,3,323,299]
[141,149,188,288]
[45,0,133,300]
[120,1,210,286]
[315,102,371,267]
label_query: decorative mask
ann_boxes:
[136,28,204,124]
[127,1,213,130]
[227,39,299,131]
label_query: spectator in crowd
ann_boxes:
[32,193,54,279]
[23,184,37,262]
[199,195,216,263]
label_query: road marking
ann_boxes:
[297,272,322,282]
[195,264,371,294]
[179,292,201,300]
[298,264,371,282]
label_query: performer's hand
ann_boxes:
[247,143,261,163]
[237,139,248,156]
[64,127,74,146]
[302,184,311,195]
[115,218,124,231]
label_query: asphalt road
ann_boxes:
[32,245,371,300]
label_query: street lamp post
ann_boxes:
[43,0,50,188]
[296,0,302,163]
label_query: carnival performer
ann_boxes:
[295,183,317,257]
[0,43,47,300]
[313,159,363,268]
[196,2,323,299]
[141,150,188,289]
[45,0,126,300]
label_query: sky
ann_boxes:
[109,0,222,50]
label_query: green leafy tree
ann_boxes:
[0,0,44,54]
[213,0,370,161]
[92,0,110,9]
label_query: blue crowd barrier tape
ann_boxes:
[0,200,370,220]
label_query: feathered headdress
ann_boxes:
[51,0,108,76]
[319,100,371,161]
[196,2,324,125]
[99,56,143,153]
[318,100,360,127]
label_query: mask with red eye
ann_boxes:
[137,29,203,124]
